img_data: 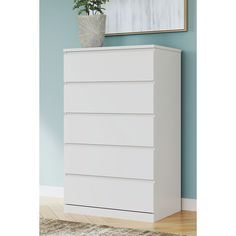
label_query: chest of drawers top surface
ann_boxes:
[64,45,181,53]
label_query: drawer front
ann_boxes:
[65,175,154,213]
[64,82,154,114]
[64,114,154,147]
[65,144,154,180]
[64,49,154,82]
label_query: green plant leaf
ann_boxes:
[73,0,109,15]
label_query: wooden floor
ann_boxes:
[40,197,196,236]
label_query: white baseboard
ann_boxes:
[40,185,64,198]
[181,198,196,211]
[40,186,196,211]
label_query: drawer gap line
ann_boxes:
[64,81,155,84]
[64,112,155,116]
[65,173,155,182]
[65,204,153,215]
[64,143,155,149]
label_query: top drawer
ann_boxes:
[64,49,154,82]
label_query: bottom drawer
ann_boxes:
[65,175,154,213]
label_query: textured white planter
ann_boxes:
[78,15,106,48]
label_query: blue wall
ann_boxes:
[40,0,196,199]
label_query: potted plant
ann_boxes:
[73,0,110,48]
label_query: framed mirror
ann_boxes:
[105,0,188,36]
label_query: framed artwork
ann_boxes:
[105,0,188,36]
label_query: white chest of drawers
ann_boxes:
[64,45,181,222]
